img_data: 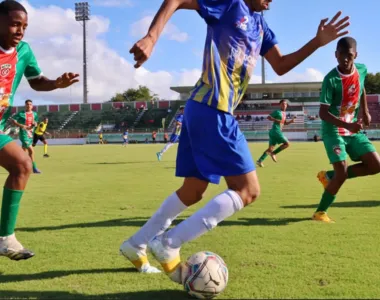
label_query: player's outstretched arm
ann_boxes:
[267,116,281,124]
[361,89,371,126]
[28,73,80,92]
[285,117,296,125]
[265,11,350,76]
[130,0,199,68]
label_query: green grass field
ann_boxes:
[1,142,380,299]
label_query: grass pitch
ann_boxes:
[1,142,380,299]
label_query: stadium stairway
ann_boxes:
[58,111,79,132]
[132,109,146,129]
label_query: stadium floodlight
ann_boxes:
[75,2,90,104]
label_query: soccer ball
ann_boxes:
[182,251,228,299]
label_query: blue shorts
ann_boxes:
[170,134,179,143]
[176,100,255,184]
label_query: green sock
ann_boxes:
[0,188,24,236]
[316,190,336,213]
[32,161,37,169]
[273,146,285,155]
[258,152,268,162]
[326,166,357,180]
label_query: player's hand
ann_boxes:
[363,112,371,127]
[315,11,350,47]
[55,73,80,89]
[129,35,155,68]
[346,120,363,133]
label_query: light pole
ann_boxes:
[261,6,269,84]
[75,2,90,104]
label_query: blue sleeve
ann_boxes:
[260,17,278,56]
[197,0,234,22]
[176,114,184,123]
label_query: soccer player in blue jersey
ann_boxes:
[120,0,350,278]
[156,106,184,161]
[122,129,128,146]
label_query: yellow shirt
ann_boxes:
[35,122,47,135]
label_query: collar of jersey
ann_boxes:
[0,45,15,55]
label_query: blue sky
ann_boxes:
[16,0,380,105]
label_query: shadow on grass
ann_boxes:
[17,217,310,232]
[281,200,380,209]
[0,268,135,284]
[0,289,188,299]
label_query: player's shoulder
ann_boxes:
[16,41,32,53]
[322,67,341,86]
[355,63,367,74]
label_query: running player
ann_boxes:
[313,37,380,223]
[0,0,79,260]
[122,129,128,146]
[120,0,349,278]
[156,106,184,161]
[33,116,50,157]
[256,99,296,167]
[11,99,41,173]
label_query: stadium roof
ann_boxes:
[170,82,322,93]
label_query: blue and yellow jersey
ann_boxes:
[189,0,277,114]
[173,113,183,136]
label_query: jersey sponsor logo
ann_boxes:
[229,46,258,68]
[0,64,11,77]
[348,84,356,97]
[339,102,357,116]
[333,145,342,155]
[236,16,249,31]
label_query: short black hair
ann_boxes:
[337,37,357,51]
[0,0,27,16]
[179,106,185,110]
[25,99,32,104]
[279,99,287,104]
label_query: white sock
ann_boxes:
[164,190,244,249]
[160,143,173,155]
[130,192,187,249]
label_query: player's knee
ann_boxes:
[284,142,290,148]
[13,155,32,178]
[240,185,260,206]
[369,160,380,175]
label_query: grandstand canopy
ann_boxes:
[171,82,322,100]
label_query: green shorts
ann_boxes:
[20,138,33,149]
[323,133,376,164]
[269,131,288,146]
[0,133,13,150]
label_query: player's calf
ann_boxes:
[176,177,208,206]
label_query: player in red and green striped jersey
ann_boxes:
[313,37,380,223]
[256,99,296,167]
[0,0,79,260]
[11,99,41,174]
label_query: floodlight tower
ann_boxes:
[75,2,90,104]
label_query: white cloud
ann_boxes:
[273,68,324,83]
[14,1,193,104]
[130,16,189,42]
[93,0,133,7]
